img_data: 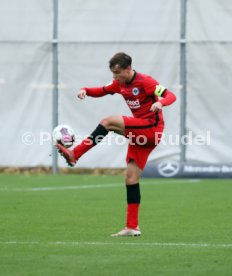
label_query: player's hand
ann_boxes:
[77,89,87,100]
[150,102,163,112]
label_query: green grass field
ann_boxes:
[0,174,232,276]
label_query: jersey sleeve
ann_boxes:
[158,90,176,106]
[143,76,160,96]
[83,80,120,98]
[84,87,107,97]
[103,80,120,94]
[143,75,176,105]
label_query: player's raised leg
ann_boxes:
[56,116,125,166]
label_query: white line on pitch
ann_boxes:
[0,240,231,248]
[0,179,201,192]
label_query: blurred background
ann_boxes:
[0,0,231,176]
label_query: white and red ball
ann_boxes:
[52,124,75,148]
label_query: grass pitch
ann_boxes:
[0,174,232,275]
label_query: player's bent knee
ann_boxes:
[125,174,139,185]
[100,117,111,129]
[100,116,119,129]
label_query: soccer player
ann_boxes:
[57,52,176,237]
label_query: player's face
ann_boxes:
[110,65,132,84]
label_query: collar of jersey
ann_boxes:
[125,70,137,85]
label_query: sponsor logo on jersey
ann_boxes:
[132,87,139,95]
[126,99,140,109]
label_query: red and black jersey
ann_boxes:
[83,71,176,124]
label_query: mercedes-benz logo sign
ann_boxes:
[157,161,180,177]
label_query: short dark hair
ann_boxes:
[109,52,132,69]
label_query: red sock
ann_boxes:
[126,203,140,229]
[73,138,94,159]
[73,124,109,160]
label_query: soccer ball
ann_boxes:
[52,124,75,148]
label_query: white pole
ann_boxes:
[52,0,59,174]
[180,0,187,163]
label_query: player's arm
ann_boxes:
[143,77,176,112]
[157,89,176,106]
[77,80,119,100]
[150,84,176,111]
[77,87,107,99]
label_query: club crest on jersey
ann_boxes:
[132,87,139,96]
